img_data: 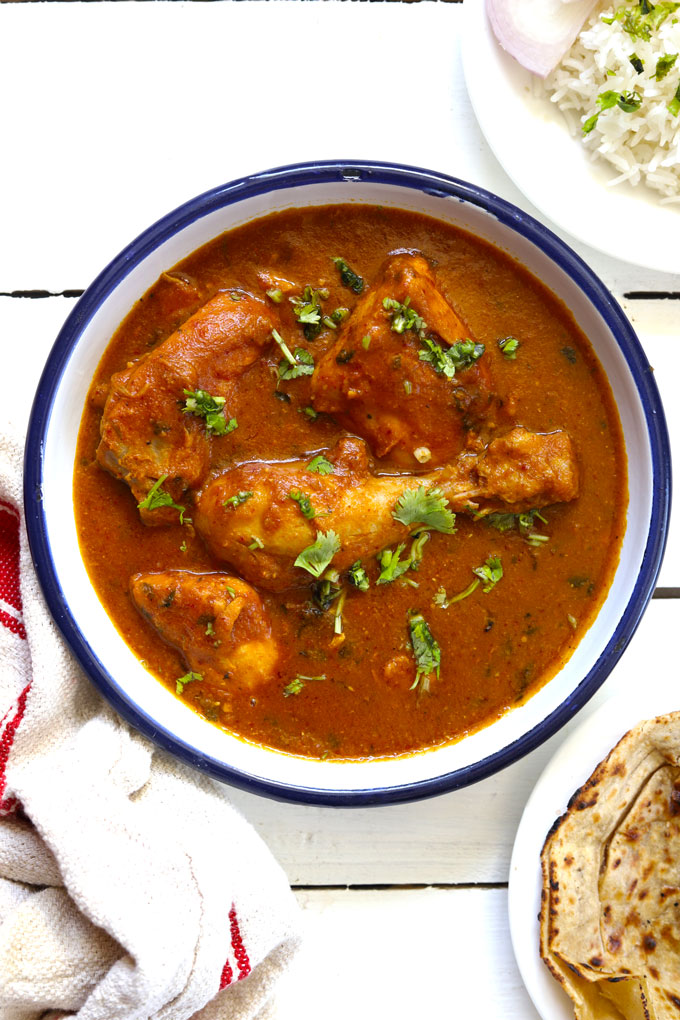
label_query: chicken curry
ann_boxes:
[74,204,627,760]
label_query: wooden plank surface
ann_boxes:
[278,887,541,1020]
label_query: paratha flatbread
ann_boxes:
[540,713,680,1020]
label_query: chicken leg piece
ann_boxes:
[194,429,579,591]
[130,570,278,689]
[311,252,498,467]
[98,290,275,525]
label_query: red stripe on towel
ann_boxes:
[0,501,23,617]
[218,957,233,991]
[230,905,251,980]
[0,684,31,813]
[218,904,251,989]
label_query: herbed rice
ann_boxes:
[541,1,680,201]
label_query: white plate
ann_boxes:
[461,1,680,275]
[508,671,680,1019]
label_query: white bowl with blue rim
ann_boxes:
[24,160,671,805]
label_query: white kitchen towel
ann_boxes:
[0,427,301,1020]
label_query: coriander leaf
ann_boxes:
[289,489,316,519]
[278,347,315,381]
[433,578,480,607]
[472,555,503,593]
[376,543,411,585]
[655,52,678,79]
[312,576,342,611]
[347,560,369,591]
[223,490,253,509]
[266,288,283,303]
[290,285,330,340]
[485,512,517,533]
[498,336,520,360]
[307,454,334,475]
[294,530,341,578]
[301,405,318,421]
[419,337,485,377]
[408,530,430,570]
[332,257,364,294]
[176,670,202,696]
[137,475,189,524]
[669,81,680,116]
[408,613,440,694]
[618,89,642,112]
[272,328,296,365]
[393,486,456,534]
[182,389,235,436]
[629,52,645,72]
[383,296,427,338]
[283,674,326,697]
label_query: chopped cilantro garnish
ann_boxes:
[485,509,548,547]
[561,346,577,364]
[248,536,264,551]
[301,405,318,421]
[283,674,326,697]
[205,620,216,637]
[176,670,202,696]
[408,613,440,694]
[312,575,343,611]
[393,486,456,534]
[182,389,236,436]
[294,530,341,578]
[498,336,520,360]
[376,543,411,585]
[473,555,503,593]
[332,257,364,294]
[335,348,354,365]
[347,560,370,591]
[362,335,371,350]
[279,348,315,381]
[223,490,253,509]
[419,336,485,377]
[137,475,189,524]
[435,555,503,607]
[629,52,645,72]
[669,81,680,116]
[307,454,334,475]
[289,489,316,519]
[583,89,642,134]
[383,297,427,337]
[603,1,680,40]
[290,285,330,340]
[655,52,678,78]
[266,288,283,303]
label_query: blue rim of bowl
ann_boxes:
[24,159,671,806]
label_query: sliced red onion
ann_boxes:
[486,0,599,78]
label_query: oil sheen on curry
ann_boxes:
[74,205,627,760]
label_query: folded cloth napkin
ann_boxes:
[0,427,301,1020]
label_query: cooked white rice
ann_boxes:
[542,1,680,201]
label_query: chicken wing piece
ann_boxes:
[129,570,278,689]
[311,252,497,467]
[194,429,578,591]
[97,290,275,525]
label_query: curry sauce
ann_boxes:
[74,205,627,760]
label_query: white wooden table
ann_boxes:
[3,3,678,1017]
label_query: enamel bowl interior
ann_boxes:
[26,162,670,805]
